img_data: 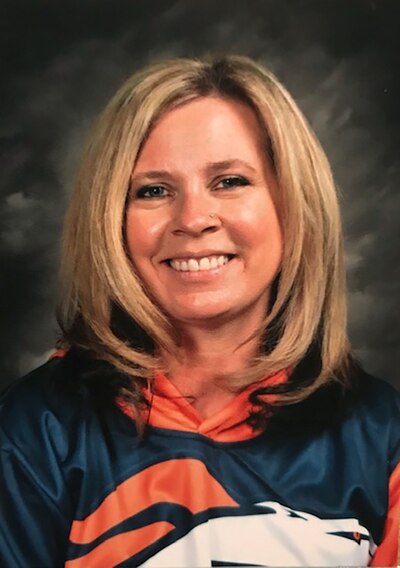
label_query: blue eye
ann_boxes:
[136,185,168,199]
[217,176,249,189]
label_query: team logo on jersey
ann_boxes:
[65,457,373,567]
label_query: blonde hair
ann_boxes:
[58,55,352,415]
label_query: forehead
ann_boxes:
[134,96,267,173]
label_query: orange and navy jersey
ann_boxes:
[0,350,399,567]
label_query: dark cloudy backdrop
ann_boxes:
[1,0,399,390]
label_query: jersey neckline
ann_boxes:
[121,369,288,442]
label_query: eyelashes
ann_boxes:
[134,176,250,200]
[216,175,250,189]
[135,185,168,199]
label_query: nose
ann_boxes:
[171,189,221,237]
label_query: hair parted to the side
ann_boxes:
[57,54,353,420]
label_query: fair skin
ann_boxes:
[126,96,282,417]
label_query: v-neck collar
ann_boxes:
[140,369,288,442]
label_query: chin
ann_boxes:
[169,302,253,327]
[161,298,230,320]
[171,307,232,323]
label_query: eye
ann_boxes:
[216,176,250,189]
[135,185,169,199]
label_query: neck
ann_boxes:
[159,314,263,400]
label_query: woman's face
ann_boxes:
[126,96,282,327]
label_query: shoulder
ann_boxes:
[1,351,88,418]
[352,371,399,424]
[0,351,104,457]
[350,372,400,466]
[270,368,399,463]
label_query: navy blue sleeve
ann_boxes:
[0,365,74,568]
[0,432,71,567]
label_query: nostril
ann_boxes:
[172,223,221,237]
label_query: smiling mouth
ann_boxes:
[166,254,236,272]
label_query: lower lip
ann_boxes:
[163,257,237,282]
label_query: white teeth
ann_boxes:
[188,259,199,271]
[169,255,231,272]
[217,255,226,267]
[199,257,211,270]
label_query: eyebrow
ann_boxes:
[204,159,258,175]
[131,159,258,185]
[131,170,172,185]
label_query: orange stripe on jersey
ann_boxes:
[65,521,174,567]
[370,461,400,566]
[69,458,238,545]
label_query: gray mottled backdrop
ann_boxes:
[1,0,399,390]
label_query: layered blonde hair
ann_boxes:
[58,55,352,411]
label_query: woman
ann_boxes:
[1,55,399,567]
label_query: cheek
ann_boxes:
[232,198,283,261]
[125,210,166,262]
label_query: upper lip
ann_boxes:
[161,250,236,262]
